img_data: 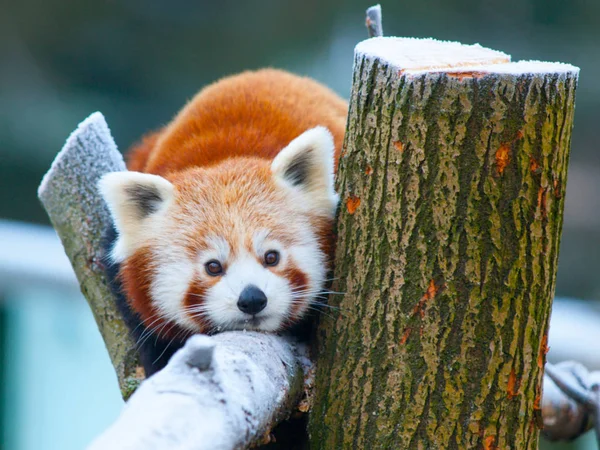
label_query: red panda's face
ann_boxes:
[100,127,338,336]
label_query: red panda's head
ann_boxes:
[99,127,338,336]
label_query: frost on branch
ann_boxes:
[37,112,141,398]
[88,333,308,450]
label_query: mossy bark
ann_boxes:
[309,47,578,448]
[38,113,142,399]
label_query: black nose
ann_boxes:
[237,285,267,315]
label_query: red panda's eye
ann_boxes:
[205,260,223,276]
[264,250,280,267]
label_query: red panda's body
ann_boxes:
[100,69,347,374]
[127,69,347,174]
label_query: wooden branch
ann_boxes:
[309,37,579,449]
[38,113,142,398]
[365,5,383,38]
[87,333,308,450]
[542,361,596,442]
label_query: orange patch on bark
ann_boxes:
[533,393,541,411]
[447,71,486,81]
[346,195,361,215]
[529,156,541,174]
[537,187,548,218]
[483,435,496,450]
[424,279,437,299]
[538,333,549,369]
[393,141,404,152]
[516,130,524,140]
[135,366,146,379]
[412,279,438,317]
[297,398,310,413]
[400,328,411,345]
[495,144,510,175]
[365,165,373,175]
[553,176,562,199]
[507,367,519,398]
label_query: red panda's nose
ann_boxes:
[237,285,267,315]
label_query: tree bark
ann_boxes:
[38,113,142,398]
[309,37,579,449]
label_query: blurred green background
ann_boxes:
[0,0,598,448]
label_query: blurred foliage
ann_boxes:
[1,0,599,300]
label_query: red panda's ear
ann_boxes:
[271,126,338,217]
[98,171,174,261]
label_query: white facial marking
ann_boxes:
[202,254,288,331]
[197,236,230,266]
[253,229,284,262]
[150,247,198,333]
[198,222,327,332]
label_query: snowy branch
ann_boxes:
[542,361,600,443]
[37,112,142,398]
[87,333,310,450]
[365,5,383,38]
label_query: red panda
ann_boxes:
[99,69,348,374]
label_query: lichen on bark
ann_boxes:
[309,39,578,449]
[38,113,143,399]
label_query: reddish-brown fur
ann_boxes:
[282,267,310,320]
[120,248,183,338]
[121,69,348,333]
[182,279,210,331]
[127,69,347,175]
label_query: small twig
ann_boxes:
[592,386,600,446]
[542,362,600,445]
[365,5,383,38]
[545,363,596,408]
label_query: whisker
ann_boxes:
[136,314,169,347]
[289,287,346,296]
[304,306,338,320]
[290,294,342,301]
[152,327,192,366]
[310,302,341,311]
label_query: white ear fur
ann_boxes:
[98,171,174,261]
[271,126,338,216]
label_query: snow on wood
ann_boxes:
[38,112,141,398]
[356,37,510,71]
[87,333,309,450]
[356,37,579,76]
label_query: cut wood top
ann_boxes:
[356,37,579,76]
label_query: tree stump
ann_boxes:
[309,37,579,449]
